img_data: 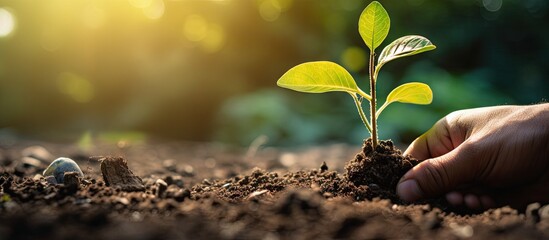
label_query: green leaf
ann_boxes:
[377,82,432,118]
[387,82,432,104]
[359,1,390,52]
[378,35,436,67]
[277,61,362,94]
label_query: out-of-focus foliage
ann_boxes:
[0,0,547,146]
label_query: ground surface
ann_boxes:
[1,139,548,240]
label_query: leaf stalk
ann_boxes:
[350,93,372,133]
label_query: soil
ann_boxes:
[1,138,548,239]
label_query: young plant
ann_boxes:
[277,1,435,149]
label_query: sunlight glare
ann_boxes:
[129,0,153,9]
[143,0,165,20]
[0,8,16,38]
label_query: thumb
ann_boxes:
[396,144,477,202]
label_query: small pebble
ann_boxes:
[116,197,130,205]
[449,222,474,238]
[131,211,143,222]
[21,157,44,168]
[247,190,269,200]
[63,172,81,194]
[320,161,328,172]
[181,164,194,176]
[21,146,53,163]
[165,175,185,188]
[422,211,442,230]
[43,157,84,184]
[539,205,549,220]
[162,159,177,172]
[526,202,541,223]
[45,176,57,184]
[156,179,168,198]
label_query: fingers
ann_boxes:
[397,144,477,202]
[446,191,497,210]
[405,116,463,160]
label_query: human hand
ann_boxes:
[396,104,549,209]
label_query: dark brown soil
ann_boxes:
[0,139,548,239]
[345,139,420,201]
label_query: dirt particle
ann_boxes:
[320,161,328,172]
[526,202,541,223]
[62,172,80,195]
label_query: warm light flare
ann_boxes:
[0,8,16,38]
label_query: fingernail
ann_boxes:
[396,179,423,202]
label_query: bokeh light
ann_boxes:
[257,0,292,22]
[129,0,153,9]
[201,23,225,53]
[341,47,367,72]
[483,0,503,12]
[143,0,165,20]
[0,8,16,38]
[183,14,208,42]
[56,72,95,103]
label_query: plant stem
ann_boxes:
[369,52,378,149]
[351,93,372,133]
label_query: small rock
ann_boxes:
[320,161,328,172]
[43,157,84,183]
[247,190,269,200]
[131,211,143,222]
[449,222,474,238]
[202,179,212,185]
[162,159,177,172]
[62,172,81,194]
[422,211,442,230]
[539,205,549,220]
[115,197,130,205]
[100,156,145,192]
[21,146,53,163]
[156,179,168,198]
[165,175,185,188]
[181,164,194,176]
[45,176,57,184]
[526,202,541,223]
[173,188,191,202]
[21,157,45,168]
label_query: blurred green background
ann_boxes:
[0,0,547,146]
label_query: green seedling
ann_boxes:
[277,1,435,149]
